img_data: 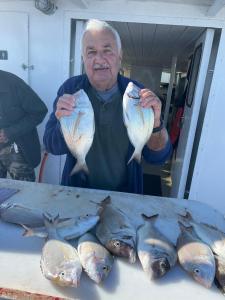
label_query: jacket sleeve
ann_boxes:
[142,139,172,165]
[43,85,69,155]
[4,77,48,141]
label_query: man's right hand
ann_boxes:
[55,94,75,120]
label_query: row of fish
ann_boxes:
[60,82,154,174]
[0,196,224,293]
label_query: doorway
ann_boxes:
[69,19,219,198]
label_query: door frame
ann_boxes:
[61,10,224,198]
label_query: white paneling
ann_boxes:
[189,27,225,212]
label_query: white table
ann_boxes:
[0,179,224,300]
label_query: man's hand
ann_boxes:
[139,89,162,128]
[0,129,9,143]
[55,94,76,120]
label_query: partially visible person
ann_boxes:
[0,70,48,181]
[43,19,172,194]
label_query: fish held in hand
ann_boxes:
[78,232,114,284]
[177,221,216,288]
[60,89,95,175]
[123,82,154,164]
[137,214,177,280]
[40,213,82,287]
[95,196,136,263]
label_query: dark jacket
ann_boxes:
[43,74,172,194]
[0,70,48,168]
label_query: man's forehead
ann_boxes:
[83,29,117,47]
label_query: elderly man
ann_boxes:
[43,19,172,194]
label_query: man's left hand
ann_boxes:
[139,89,162,127]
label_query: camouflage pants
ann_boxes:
[0,144,35,182]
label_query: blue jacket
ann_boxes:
[43,74,172,194]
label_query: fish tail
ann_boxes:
[70,161,89,175]
[127,150,142,164]
[141,213,159,223]
[21,224,34,237]
[43,212,60,228]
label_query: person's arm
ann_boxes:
[4,77,47,141]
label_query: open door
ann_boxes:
[170,28,214,199]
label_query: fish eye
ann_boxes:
[86,214,89,217]
[114,241,120,247]
[102,265,109,271]
[194,268,200,274]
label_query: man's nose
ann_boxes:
[94,51,105,61]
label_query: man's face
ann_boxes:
[82,29,122,91]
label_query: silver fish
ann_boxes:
[137,214,177,279]
[95,196,136,263]
[78,232,114,284]
[177,221,216,288]
[22,213,100,240]
[40,213,82,287]
[123,82,154,163]
[179,211,225,259]
[60,89,95,174]
[214,254,225,294]
[0,203,44,227]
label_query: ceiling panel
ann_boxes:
[110,21,205,71]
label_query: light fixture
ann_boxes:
[35,0,57,15]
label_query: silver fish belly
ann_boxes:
[137,214,177,280]
[78,232,114,284]
[60,89,95,174]
[177,221,216,288]
[123,82,154,164]
[40,214,82,287]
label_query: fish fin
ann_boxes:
[21,224,33,237]
[127,150,142,164]
[73,111,85,137]
[70,161,89,175]
[97,196,111,216]
[141,213,159,223]
[178,220,193,232]
[43,212,60,228]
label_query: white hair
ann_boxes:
[81,19,122,54]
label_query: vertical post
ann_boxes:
[73,20,85,76]
[163,56,177,127]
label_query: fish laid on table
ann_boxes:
[123,82,154,163]
[137,214,177,280]
[214,254,225,294]
[179,211,225,259]
[77,232,114,284]
[177,221,216,288]
[60,89,95,174]
[40,213,82,287]
[22,213,100,240]
[0,203,44,227]
[95,196,136,263]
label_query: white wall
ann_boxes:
[190,27,225,213]
[1,0,225,213]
